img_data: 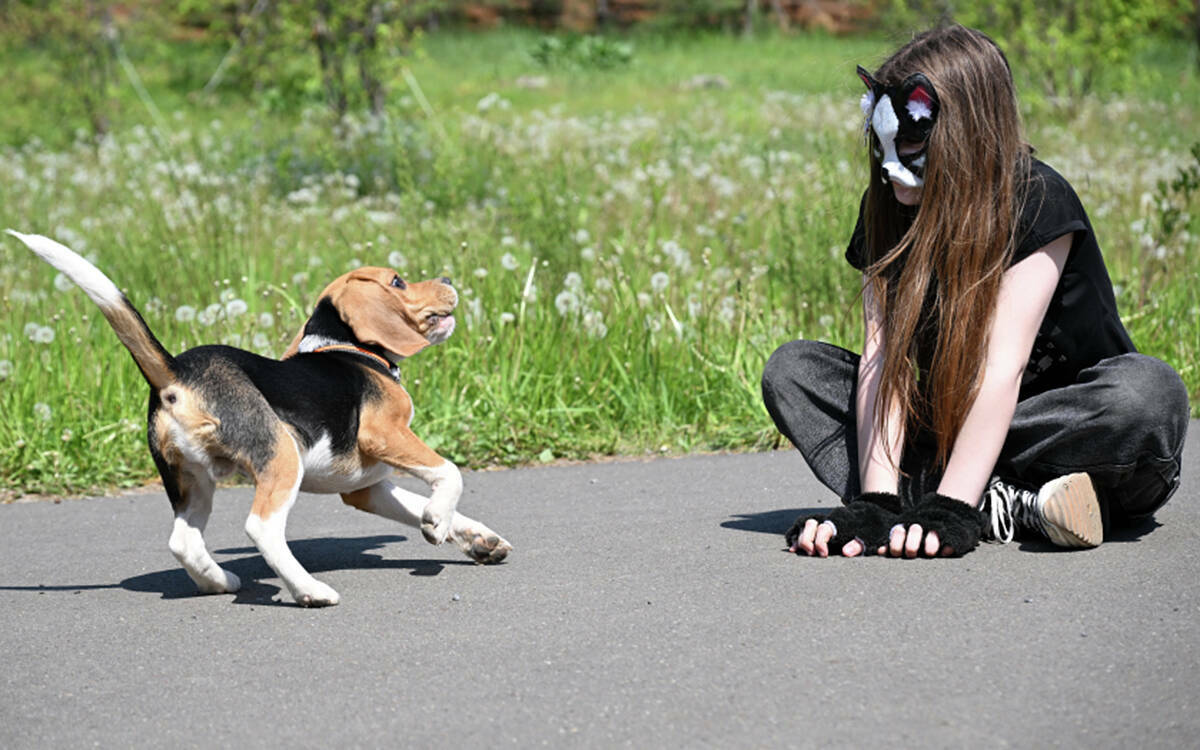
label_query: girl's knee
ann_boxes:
[1104,354,1189,441]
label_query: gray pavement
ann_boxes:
[2,422,1198,748]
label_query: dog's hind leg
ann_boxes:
[343,480,512,564]
[244,427,339,607]
[167,470,241,594]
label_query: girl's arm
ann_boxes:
[857,276,904,494]
[886,233,1073,557]
[800,277,904,557]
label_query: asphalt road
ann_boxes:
[2,423,1198,748]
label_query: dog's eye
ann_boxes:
[390,275,406,289]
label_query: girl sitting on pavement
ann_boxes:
[761,25,1190,558]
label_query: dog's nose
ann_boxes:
[440,277,453,286]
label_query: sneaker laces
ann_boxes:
[983,476,1045,543]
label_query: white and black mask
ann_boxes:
[857,65,940,188]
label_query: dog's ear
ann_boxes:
[332,277,429,359]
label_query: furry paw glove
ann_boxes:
[895,492,987,556]
[786,492,901,554]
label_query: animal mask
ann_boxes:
[857,65,940,188]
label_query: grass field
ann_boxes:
[1,28,1197,497]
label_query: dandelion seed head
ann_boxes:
[501,252,520,271]
[34,326,55,344]
[257,312,275,328]
[34,402,52,422]
[0,360,12,380]
[53,274,74,293]
[24,323,41,340]
[175,306,196,323]
[650,272,670,294]
[388,250,407,268]
[555,291,580,316]
[499,312,516,325]
[252,333,270,350]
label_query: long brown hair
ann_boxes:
[862,25,1032,468]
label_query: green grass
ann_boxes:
[1,28,1197,497]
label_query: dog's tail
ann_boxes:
[7,230,176,390]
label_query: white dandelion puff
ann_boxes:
[388,250,407,268]
[0,359,12,380]
[252,333,270,350]
[501,252,520,271]
[499,312,516,325]
[24,323,41,340]
[34,326,55,344]
[34,402,52,422]
[225,299,248,318]
[257,312,275,328]
[53,273,74,293]
[564,272,583,292]
[650,272,670,294]
[555,291,580,316]
[175,306,196,323]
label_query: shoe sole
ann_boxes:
[1038,473,1103,548]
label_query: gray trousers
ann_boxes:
[761,340,1190,525]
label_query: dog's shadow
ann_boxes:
[120,533,471,605]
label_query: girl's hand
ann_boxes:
[789,518,867,558]
[877,493,985,558]
[878,524,956,557]
[786,492,901,558]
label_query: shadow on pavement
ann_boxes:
[721,507,825,535]
[0,534,472,607]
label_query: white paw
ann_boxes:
[292,579,340,608]
[421,510,451,545]
[193,568,241,594]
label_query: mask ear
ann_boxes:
[902,73,939,122]
[332,278,429,359]
[856,65,878,90]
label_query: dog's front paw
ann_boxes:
[421,509,451,545]
[457,530,512,564]
[292,579,340,608]
[192,568,241,594]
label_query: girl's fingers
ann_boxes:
[904,524,924,558]
[924,530,941,557]
[888,525,907,557]
[793,518,819,555]
[814,520,836,558]
[841,538,863,557]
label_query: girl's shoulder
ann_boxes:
[1013,158,1091,265]
[1024,158,1081,207]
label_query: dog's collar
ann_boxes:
[310,343,401,381]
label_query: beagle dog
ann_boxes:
[8,230,511,607]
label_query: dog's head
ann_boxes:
[284,267,457,361]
